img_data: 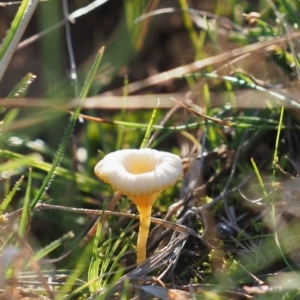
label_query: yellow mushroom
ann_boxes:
[94,148,183,265]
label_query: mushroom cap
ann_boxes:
[94,148,183,197]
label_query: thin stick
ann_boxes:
[30,203,202,239]
[110,31,300,95]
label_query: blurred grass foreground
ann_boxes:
[2,0,300,299]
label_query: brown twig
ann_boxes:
[32,203,202,239]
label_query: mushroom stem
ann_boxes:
[129,192,160,265]
[136,205,152,265]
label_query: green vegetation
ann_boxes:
[1,0,300,299]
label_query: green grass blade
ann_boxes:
[0,175,24,214]
[18,168,32,238]
[99,230,112,287]
[6,73,36,99]
[33,231,74,262]
[0,149,100,192]
[271,107,293,271]
[80,47,105,99]
[0,109,21,144]
[0,73,35,117]
[195,72,300,111]
[97,216,135,289]
[115,75,129,150]
[94,267,125,300]
[272,107,285,183]
[88,213,104,293]
[120,278,130,300]
[0,234,14,252]
[250,158,267,197]
[29,47,104,210]
[67,262,125,300]
[104,231,135,286]
[140,101,158,148]
[204,15,223,56]
[56,243,93,298]
[178,0,200,59]
[0,0,39,81]
[277,0,300,26]
[0,0,31,58]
